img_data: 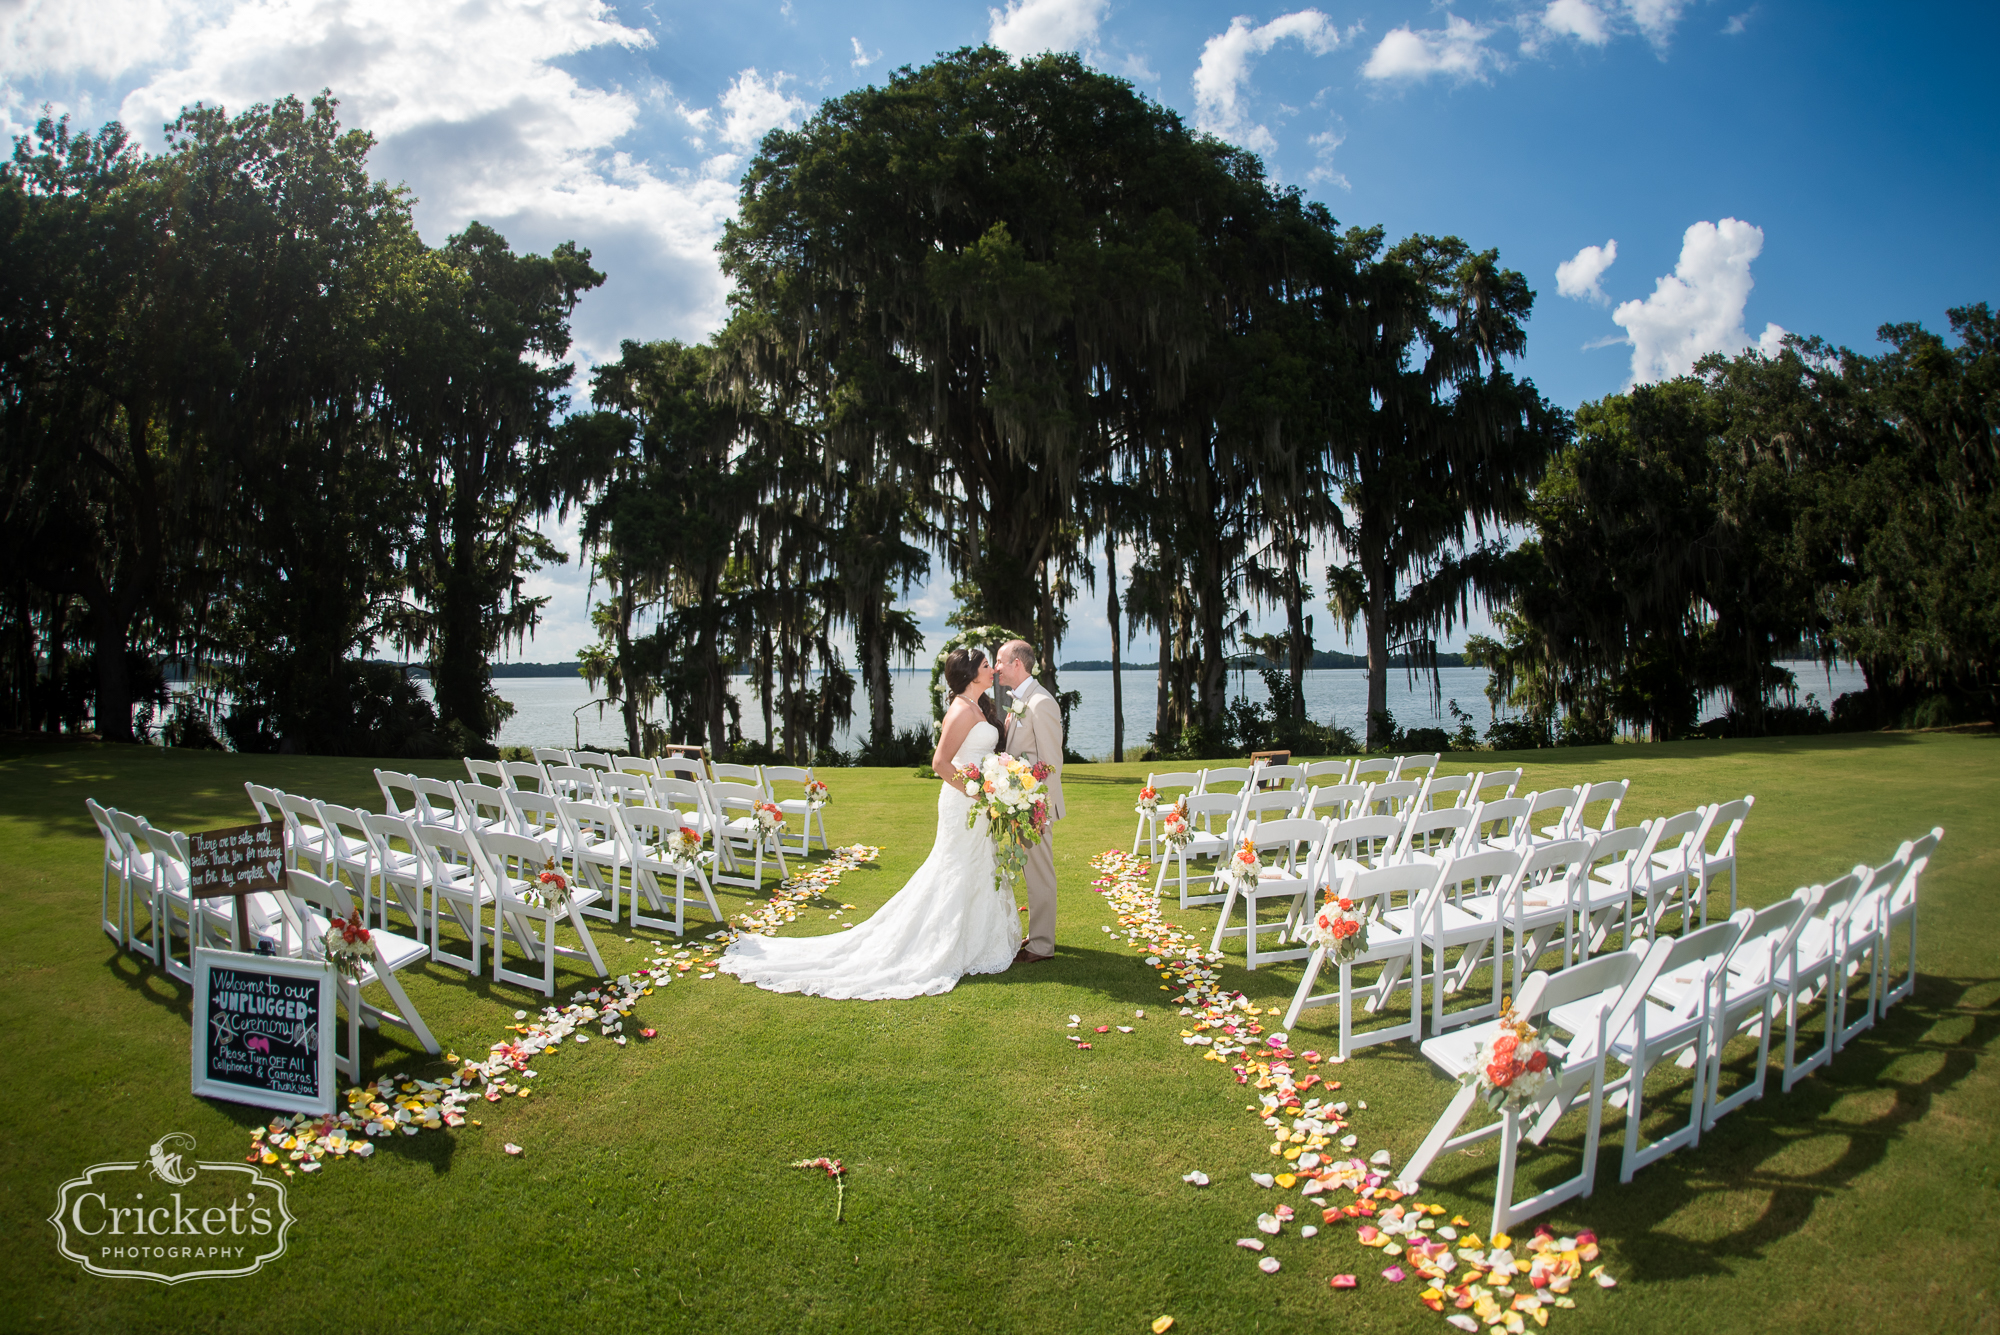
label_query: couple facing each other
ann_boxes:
[717,639,1065,1000]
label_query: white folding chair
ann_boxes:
[1700,897,1812,1130]
[1361,778,1423,821]
[765,764,830,855]
[1831,847,1906,1050]
[1877,828,1943,1016]
[613,754,661,777]
[1321,813,1405,885]
[1131,770,1201,857]
[1394,752,1441,781]
[595,771,654,810]
[706,781,789,889]
[1348,757,1396,785]
[557,799,631,923]
[1576,824,1652,955]
[500,759,549,794]
[142,825,204,983]
[1298,759,1349,787]
[483,829,606,996]
[410,823,498,976]
[1404,943,1662,1235]
[1419,773,1473,811]
[106,810,163,965]
[284,868,439,1081]
[658,756,707,783]
[315,802,376,899]
[1152,793,1240,909]
[358,811,429,934]
[453,782,515,838]
[1778,873,1865,1091]
[1208,817,1328,968]
[620,806,724,935]
[1525,788,1582,846]
[1395,808,1474,866]
[409,777,465,831]
[1282,858,1434,1056]
[709,761,763,789]
[650,777,739,878]
[1688,796,1754,920]
[504,789,569,851]
[1422,848,1526,1033]
[572,750,615,772]
[1566,914,1748,1182]
[464,757,507,787]
[245,782,281,824]
[1465,795,1534,853]
[1302,782,1367,821]
[87,799,129,948]
[532,747,572,767]
[1468,768,1523,805]
[1255,763,1307,791]
[1199,765,1254,795]
[274,791,331,875]
[1570,779,1629,838]
[372,769,419,820]
[1638,809,1706,936]
[546,764,600,804]
[1238,786,1306,826]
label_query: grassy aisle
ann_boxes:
[2,735,1996,1334]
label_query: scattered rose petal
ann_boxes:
[1330,1274,1358,1289]
[1256,1213,1282,1235]
[1341,1135,1358,1148]
[503,1143,523,1156]
[1446,1316,1479,1332]
[1236,1238,1265,1252]
[1182,1170,1210,1187]
[1370,1150,1392,1165]
[1596,1273,1617,1289]
[1258,1257,1281,1274]
[1117,1025,1134,1033]
[1151,1319,1174,1334]
[1300,1225,1318,1238]
[1096,1025,1111,1033]
[1382,1265,1406,1282]
[1250,1173,1275,1188]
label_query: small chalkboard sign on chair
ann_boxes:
[191,949,337,1116]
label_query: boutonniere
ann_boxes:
[1006,697,1030,721]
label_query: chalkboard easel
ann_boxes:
[191,949,337,1116]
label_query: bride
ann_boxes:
[717,646,1022,999]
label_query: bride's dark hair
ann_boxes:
[942,647,1004,732]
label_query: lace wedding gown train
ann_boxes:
[717,720,1021,999]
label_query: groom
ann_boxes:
[996,639,1063,965]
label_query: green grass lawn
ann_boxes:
[3,734,1996,1334]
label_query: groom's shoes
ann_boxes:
[1013,948,1054,965]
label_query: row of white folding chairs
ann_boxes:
[455,756,831,857]
[1152,778,1632,913]
[83,798,440,1075]
[251,779,746,948]
[1134,763,1589,858]
[1391,827,1941,1234]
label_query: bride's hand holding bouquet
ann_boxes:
[959,753,1051,893]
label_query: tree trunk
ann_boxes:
[434,472,490,741]
[1288,599,1309,723]
[1197,544,1226,729]
[1107,534,1123,763]
[861,596,892,750]
[1364,572,1391,750]
[759,626,776,748]
[91,592,136,743]
[613,579,640,755]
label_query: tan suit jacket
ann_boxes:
[1004,678,1065,820]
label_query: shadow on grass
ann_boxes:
[1412,970,1999,1277]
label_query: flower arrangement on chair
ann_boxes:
[1135,785,1160,818]
[321,914,376,982]
[1307,890,1369,964]
[1460,1000,1562,1112]
[803,779,830,810]
[751,801,787,840]
[524,857,571,912]
[658,823,707,870]
[1159,798,1194,853]
[1218,837,1262,896]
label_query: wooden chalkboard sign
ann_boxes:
[191,949,336,1116]
[188,821,288,898]
[1250,750,1292,789]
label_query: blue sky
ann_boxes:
[7,0,1995,663]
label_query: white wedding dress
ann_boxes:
[717,720,1021,999]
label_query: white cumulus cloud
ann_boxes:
[716,68,809,151]
[1192,10,1343,153]
[1623,0,1688,44]
[1539,0,1611,45]
[1611,218,1787,384]
[1362,15,1498,83]
[1556,238,1618,303]
[849,37,881,69]
[987,0,1108,58]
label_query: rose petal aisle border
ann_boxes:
[239,848,888,1173]
[1086,850,1617,1330]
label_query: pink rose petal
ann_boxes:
[1258,1257,1281,1274]
[1330,1274,1358,1289]
[1381,1265,1406,1282]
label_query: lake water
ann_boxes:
[493,660,1868,759]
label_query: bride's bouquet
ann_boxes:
[956,752,1052,894]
